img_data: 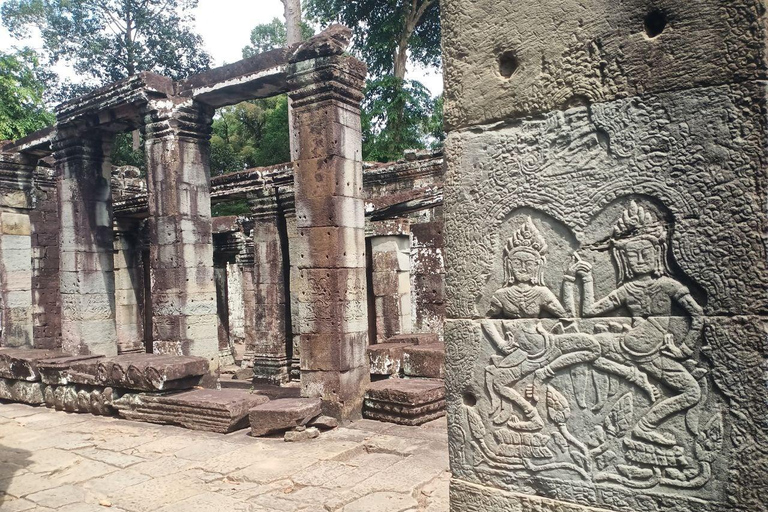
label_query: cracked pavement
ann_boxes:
[0,402,450,512]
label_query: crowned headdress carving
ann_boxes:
[609,200,672,282]
[503,217,548,285]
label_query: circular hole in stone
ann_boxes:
[497,50,519,79]
[463,392,477,407]
[644,9,667,38]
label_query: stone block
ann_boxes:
[372,271,399,296]
[367,343,411,376]
[293,157,363,201]
[363,378,446,426]
[292,103,362,161]
[249,397,322,436]
[38,355,104,385]
[442,0,768,128]
[300,366,370,420]
[299,331,368,372]
[114,389,269,433]
[291,267,367,304]
[294,300,368,334]
[0,378,45,404]
[284,426,320,442]
[292,226,366,269]
[95,354,208,391]
[295,195,365,229]
[0,212,31,235]
[0,348,62,381]
[402,344,445,379]
[387,333,440,345]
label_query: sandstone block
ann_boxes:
[284,426,320,442]
[367,343,411,376]
[0,348,63,381]
[95,354,208,391]
[402,344,445,379]
[249,397,322,436]
[38,355,104,385]
[363,378,446,426]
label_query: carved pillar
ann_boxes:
[54,131,118,356]
[288,54,370,420]
[247,189,290,384]
[0,153,36,348]
[113,220,145,354]
[442,1,768,510]
[143,100,218,368]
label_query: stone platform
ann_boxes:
[363,378,445,426]
[249,397,323,436]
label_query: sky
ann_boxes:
[0,0,443,95]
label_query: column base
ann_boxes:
[252,355,291,385]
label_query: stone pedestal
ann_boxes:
[54,132,118,357]
[442,1,768,511]
[287,53,370,421]
[247,190,290,384]
[143,100,219,369]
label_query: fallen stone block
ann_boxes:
[113,389,268,433]
[42,384,122,415]
[285,426,320,442]
[249,397,322,436]
[96,354,209,391]
[363,378,445,426]
[38,355,105,386]
[0,348,63,381]
[368,343,412,376]
[0,377,45,404]
[308,415,338,430]
[402,344,445,379]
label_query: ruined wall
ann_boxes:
[442,1,767,511]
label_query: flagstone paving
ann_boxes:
[0,402,449,512]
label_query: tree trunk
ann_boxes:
[281,0,303,45]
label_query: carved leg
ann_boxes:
[593,357,658,402]
[570,366,589,409]
[591,370,610,412]
[494,383,544,431]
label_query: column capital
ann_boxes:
[141,99,214,142]
[287,55,367,109]
[247,189,280,220]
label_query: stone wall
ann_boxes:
[442,1,767,511]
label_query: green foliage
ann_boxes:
[362,77,440,162]
[111,132,145,171]
[210,95,290,176]
[1,0,211,91]
[306,0,440,77]
[242,17,314,58]
[0,48,54,140]
[212,200,250,217]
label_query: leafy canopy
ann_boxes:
[1,0,211,88]
[306,0,440,77]
[0,48,55,140]
[242,17,314,58]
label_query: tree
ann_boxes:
[1,0,211,90]
[306,0,440,79]
[281,0,303,46]
[0,48,55,141]
[242,17,313,58]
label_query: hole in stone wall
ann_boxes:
[497,51,519,79]
[463,392,477,407]
[644,9,667,38]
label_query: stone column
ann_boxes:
[113,221,145,354]
[442,1,768,511]
[0,159,34,347]
[369,220,413,343]
[247,189,290,384]
[288,54,369,420]
[143,100,218,368]
[30,167,61,349]
[54,131,118,357]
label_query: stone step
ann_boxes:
[386,333,440,345]
[114,389,268,433]
[368,340,445,379]
[363,378,445,425]
[38,355,105,385]
[249,397,322,437]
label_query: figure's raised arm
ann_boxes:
[578,262,623,317]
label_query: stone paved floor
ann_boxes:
[0,402,450,512]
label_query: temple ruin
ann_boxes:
[0,26,446,428]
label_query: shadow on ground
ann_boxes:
[0,440,33,505]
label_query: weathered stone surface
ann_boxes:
[114,388,269,433]
[441,0,767,129]
[95,354,208,391]
[402,344,445,379]
[387,333,440,345]
[308,414,338,430]
[42,383,121,415]
[366,378,445,406]
[368,343,411,376]
[284,426,320,442]
[0,378,45,404]
[0,348,63,381]
[249,397,322,436]
[38,355,104,385]
[364,378,446,426]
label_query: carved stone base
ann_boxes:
[251,355,291,385]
